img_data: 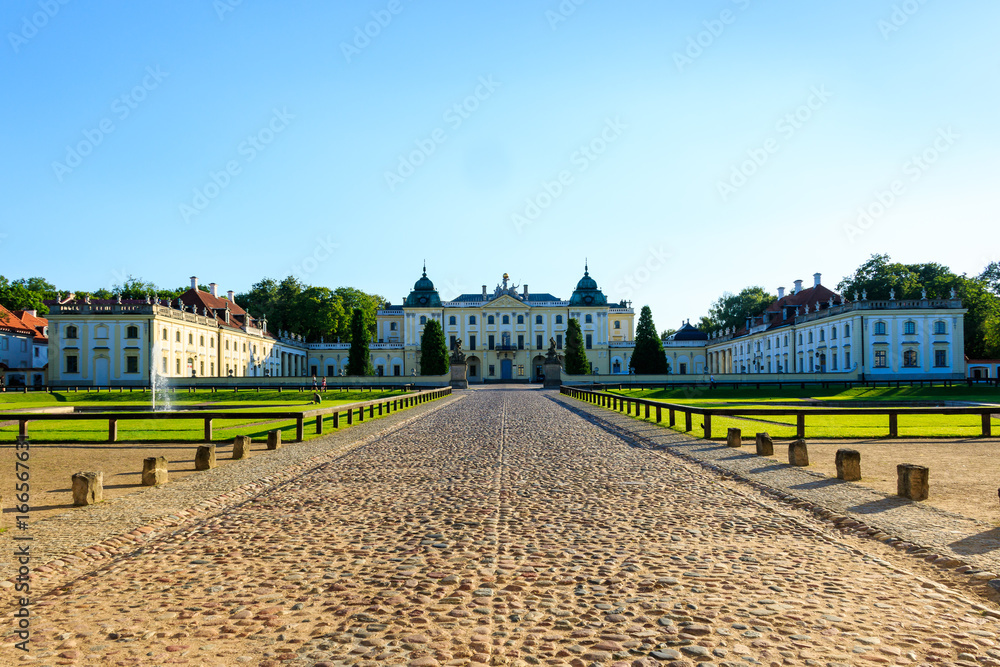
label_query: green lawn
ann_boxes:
[0,389,415,443]
[587,385,1000,439]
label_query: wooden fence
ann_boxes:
[561,386,996,439]
[3,387,452,443]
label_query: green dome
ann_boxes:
[404,264,442,308]
[569,263,607,306]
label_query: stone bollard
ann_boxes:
[141,456,168,486]
[72,471,104,506]
[233,435,251,460]
[267,430,282,450]
[788,439,809,467]
[195,444,216,471]
[835,449,862,481]
[897,464,929,501]
[755,433,774,456]
[726,428,742,448]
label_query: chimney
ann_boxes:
[482,285,488,299]
[794,279,803,294]
[777,286,785,299]
[523,284,528,299]
[190,276,198,290]
[813,272,822,288]
[209,282,219,298]
[227,290,235,302]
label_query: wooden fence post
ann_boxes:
[796,414,805,439]
[204,418,213,442]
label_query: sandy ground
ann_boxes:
[758,437,1000,525]
[0,437,268,524]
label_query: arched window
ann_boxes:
[934,320,946,335]
[469,316,476,325]
[874,321,887,335]
[808,332,813,344]
[488,315,495,325]
[420,316,427,325]
[904,320,916,335]
[199,335,205,346]
[517,315,524,324]
[176,331,181,342]
[162,328,167,340]
[502,315,510,324]
[798,334,803,345]
[210,338,214,348]
[125,325,139,339]
[188,333,194,344]
[66,325,78,339]
[614,320,621,329]
[783,335,788,347]
[555,315,563,324]
[844,323,850,336]
[831,327,837,340]
[449,316,456,325]
[585,314,593,324]
[903,349,918,367]
[390,322,398,331]
[819,330,825,342]
[225,340,229,350]
[535,315,543,324]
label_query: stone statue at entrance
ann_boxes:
[545,337,560,364]
[450,338,466,364]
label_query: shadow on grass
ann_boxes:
[948,528,1000,555]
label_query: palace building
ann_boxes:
[305,265,636,381]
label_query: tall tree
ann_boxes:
[564,318,590,375]
[701,286,774,334]
[419,319,449,375]
[346,308,373,376]
[630,305,668,374]
[0,276,49,314]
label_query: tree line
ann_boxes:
[0,274,385,345]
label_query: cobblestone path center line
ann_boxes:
[4,386,1000,666]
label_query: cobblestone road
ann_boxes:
[4,387,1000,667]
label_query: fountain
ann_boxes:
[150,342,172,412]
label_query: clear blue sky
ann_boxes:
[3,0,997,330]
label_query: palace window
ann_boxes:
[488,364,495,376]
[469,335,476,350]
[845,351,851,368]
[162,328,167,340]
[211,362,215,375]
[614,320,620,329]
[831,327,837,340]
[200,335,205,346]
[126,356,139,373]
[555,315,563,324]
[488,335,495,350]
[784,335,788,347]
[585,334,592,349]
[874,321,887,335]
[176,358,181,374]
[420,316,427,325]
[585,314,593,324]
[391,322,398,331]
[934,320,946,335]
[468,316,476,325]
[904,321,916,335]
[225,340,229,350]
[502,315,510,324]
[517,335,524,349]
[798,334,803,345]
[767,340,771,350]
[874,350,887,368]
[808,332,813,344]
[536,334,543,350]
[903,349,918,367]
[844,323,850,336]
[517,365,525,377]
[449,316,457,325]
[199,361,205,375]
[556,334,563,349]
[66,326,77,339]
[535,315,543,325]
[934,349,947,367]
[487,315,495,325]
[162,357,167,373]
[188,333,193,344]
[819,330,825,342]
[125,326,139,339]
[65,355,78,373]
[176,331,181,342]
[517,315,524,324]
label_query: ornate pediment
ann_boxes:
[481,294,527,309]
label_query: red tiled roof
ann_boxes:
[0,305,36,336]
[730,284,844,337]
[13,310,49,342]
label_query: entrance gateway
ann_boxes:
[501,359,513,380]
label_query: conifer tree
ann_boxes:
[630,305,669,374]
[564,318,590,375]
[346,308,374,376]
[419,318,450,375]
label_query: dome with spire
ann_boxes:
[404,263,442,307]
[569,262,607,306]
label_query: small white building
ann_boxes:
[1,306,48,387]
